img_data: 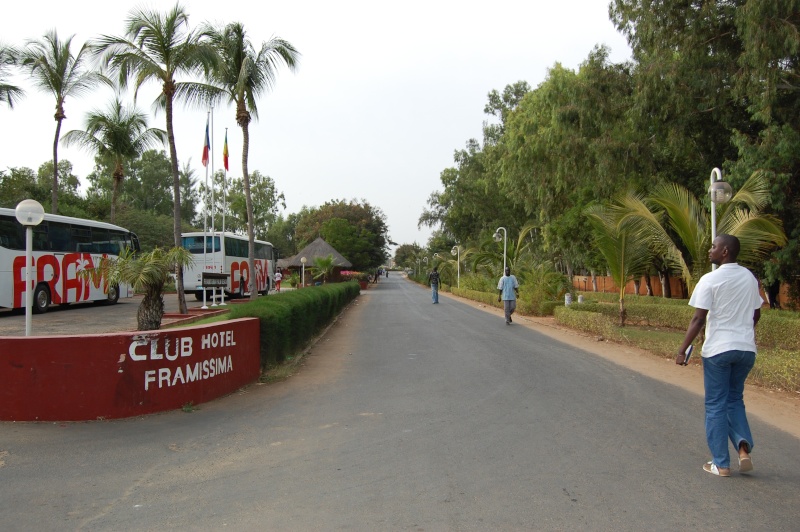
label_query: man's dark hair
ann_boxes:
[718,234,741,261]
[433,266,438,272]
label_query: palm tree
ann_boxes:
[203,22,299,299]
[21,30,105,214]
[617,171,786,293]
[95,3,217,314]
[311,254,336,284]
[586,200,653,326]
[89,247,194,330]
[0,42,24,108]
[61,98,166,223]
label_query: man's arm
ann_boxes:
[677,308,708,364]
[753,308,761,328]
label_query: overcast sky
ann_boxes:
[2,0,631,253]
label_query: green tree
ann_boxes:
[310,254,336,284]
[96,3,217,314]
[393,243,422,269]
[295,200,389,270]
[0,42,24,108]
[626,172,787,294]
[89,247,194,330]
[203,21,299,299]
[264,212,301,260]
[61,98,166,223]
[0,167,42,208]
[220,170,285,239]
[21,29,105,214]
[585,199,652,326]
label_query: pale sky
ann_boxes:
[1,0,631,252]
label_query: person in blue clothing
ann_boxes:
[497,266,519,324]
[428,266,440,304]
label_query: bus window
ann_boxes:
[181,235,220,254]
[0,218,24,250]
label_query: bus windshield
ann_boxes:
[181,235,221,254]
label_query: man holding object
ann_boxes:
[677,234,763,477]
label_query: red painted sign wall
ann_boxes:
[0,318,260,421]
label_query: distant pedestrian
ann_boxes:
[275,269,283,292]
[497,267,519,324]
[428,266,440,304]
[677,234,762,477]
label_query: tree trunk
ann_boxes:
[618,292,627,327]
[591,272,598,292]
[644,273,653,296]
[111,162,123,224]
[659,268,672,299]
[633,279,641,295]
[52,116,63,214]
[240,119,257,300]
[138,287,165,331]
[165,91,187,314]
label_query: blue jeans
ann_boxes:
[703,350,756,468]
[431,284,439,303]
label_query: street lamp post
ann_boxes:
[451,245,460,288]
[15,199,45,336]
[709,167,733,271]
[300,256,307,287]
[493,226,507,272]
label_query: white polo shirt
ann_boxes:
[689,263,763,357]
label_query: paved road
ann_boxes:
[2,275,799,530]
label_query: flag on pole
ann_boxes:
[201,119,210,167]
[223,130,229,171]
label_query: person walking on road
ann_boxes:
[428,266,440,304]
[677,234,763,477]
[274,269,283,292]
[497,266,519,324]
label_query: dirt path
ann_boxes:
[435,289,800,441]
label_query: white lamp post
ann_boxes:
[300,256,307,287]
[709,167,733,270]
[493,226,507,272]
[451,245,460,288]
[15,199,45,336]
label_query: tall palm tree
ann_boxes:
[203,22,299,299]
[21,30,105,214]
[61,98,166,223]
[0,42,24,108]
[95,3,217,314]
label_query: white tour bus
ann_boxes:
[0,207,140,313]
[181,231,275,300]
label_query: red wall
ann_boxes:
[0,318,260,422]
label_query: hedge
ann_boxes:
[228,281,361,369]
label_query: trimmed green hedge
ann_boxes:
[228,281,361,369]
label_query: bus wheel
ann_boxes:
[33,284,50,314]
[106,284,120,305]
[194,290,204,301]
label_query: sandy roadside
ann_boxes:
[435,288,800,441]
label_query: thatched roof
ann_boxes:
[282,237,352,268]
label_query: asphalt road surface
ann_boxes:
[2,275,799,530]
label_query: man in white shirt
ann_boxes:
[274,270,283,292]
[678,234,763,477]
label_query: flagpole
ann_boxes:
[220,127,229,306]
[209,105,218,306]
[201,111,210,309]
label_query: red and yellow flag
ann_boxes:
[223,130,229,171]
